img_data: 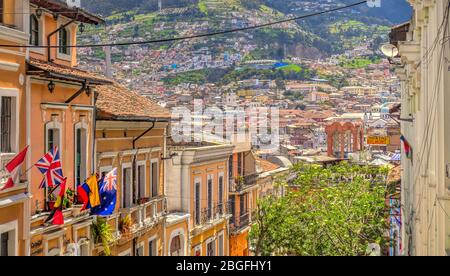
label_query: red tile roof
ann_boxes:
[27,58,111,84]
[96,83,171,121]
[258,158,281,173]
[30,0,104,24]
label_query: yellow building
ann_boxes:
[166,141,234,256]
[93,83,188,256]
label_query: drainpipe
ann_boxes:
[92,91,99,175]
[132,120,157,204]
[47,11,78,62]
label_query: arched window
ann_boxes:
[30,15,39,46]
[58,28,69,55]
[170,235,182,256]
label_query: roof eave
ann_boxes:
[96,115,171,123]
[30,0,104,25]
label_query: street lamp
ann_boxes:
[48,81,56,93]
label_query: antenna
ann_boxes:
[380,44,399,58]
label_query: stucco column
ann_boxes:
[353,130,359,152]
[327,131,334,157]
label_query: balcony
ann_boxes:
[229,173,259,194]
[230,212,251,234]
[0,153,16,186]
[192,202,231,236]
[119,196,167,240]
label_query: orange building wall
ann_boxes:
[0,201,26,255]
[29,82,94,214]
[230,231,249,256]
[29,13,78,67]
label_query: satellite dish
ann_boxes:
[380,44,399,58]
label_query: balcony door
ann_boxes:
[0,95,16,154]
[122,165,132,208]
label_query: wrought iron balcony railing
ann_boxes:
[230,212,250,232]
[229,173,259,193]
[194,202,231,226]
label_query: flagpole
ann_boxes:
[20,164,35,179]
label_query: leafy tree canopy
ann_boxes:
[250,162,390,256]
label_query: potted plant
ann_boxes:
[235,175,245,190]
[47,193,57,210]
[63,188,75,209]
[92,218,114,256]
[119,214,133,237]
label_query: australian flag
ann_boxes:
[91,168,117,216]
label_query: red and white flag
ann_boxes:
[1,146,29,191]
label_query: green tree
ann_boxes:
[250,162,390,256]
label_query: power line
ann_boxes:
[0,1,367,49]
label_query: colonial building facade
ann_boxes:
[166,141,234,256]
[391,0,450,256]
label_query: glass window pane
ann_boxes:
[1,97,12,153]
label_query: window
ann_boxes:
[207,175,213,220]
[137,163,146,201]
[75,126,87,187]
[230,196,235,224]
[148,238,157,256]
[218,233,224,256]
[194,245,201,256]
[0,0,4,24]
[240,194,246,216]
[0,221,17,256]
[135,243,144,256]
[122,166,132,208]
[170,235,182,256]
[1,97,12,153]
[58,28,69,55]
[30,15,39,46]
[79,242,89,256]
[238,153,243,176]
[0,232,8,256]
[45,118,61,153]
[206,240,215,256]
[228,156,233,179]
[195,180,200,225]
[151,161,158,198]
[218,174,224,215]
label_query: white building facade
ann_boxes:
[392,0,450,256]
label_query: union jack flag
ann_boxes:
[35,146,64,189]
[101,168,117,192]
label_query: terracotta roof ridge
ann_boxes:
[29,57,88,72]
